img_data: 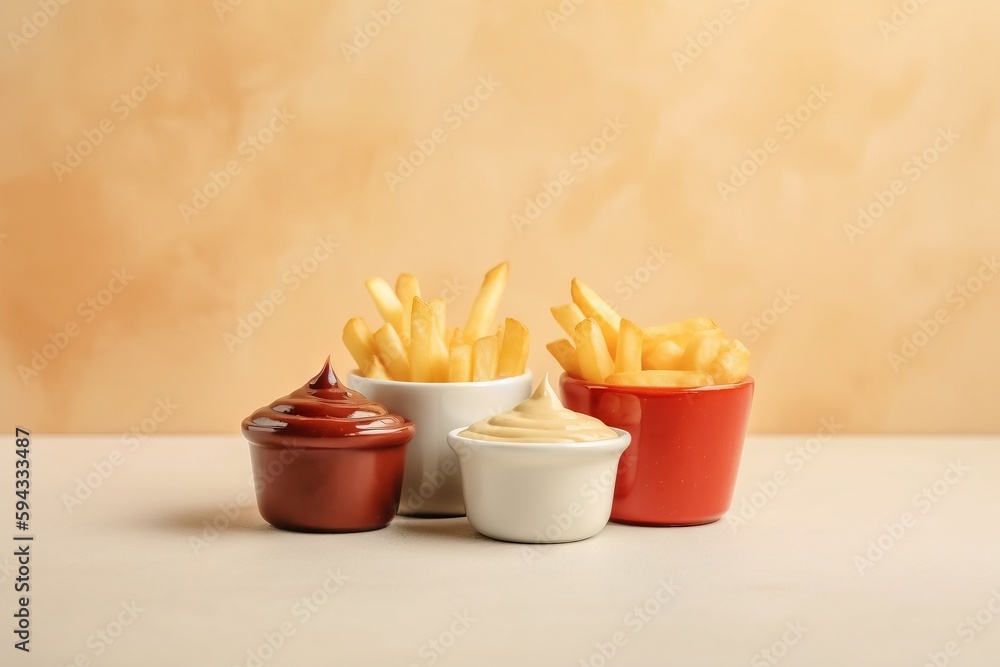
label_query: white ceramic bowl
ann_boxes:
[347,372,532,517]
[446,427,630,543]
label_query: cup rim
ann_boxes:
[446,426,630,453]
[347,369,532,388]
[560,372,754,394]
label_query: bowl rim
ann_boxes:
[347,369,532,388]
[560,372,754,394]
[446,426,631,453]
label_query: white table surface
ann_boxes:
[9,435,1000,666]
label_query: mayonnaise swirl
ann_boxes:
[459,374,617,443]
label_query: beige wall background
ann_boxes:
[1,1,998,434]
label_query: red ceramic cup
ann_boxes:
[560,374,754,526]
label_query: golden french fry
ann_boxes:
[430,327,450,382]
[604,370,714,388]
[395,273,421,340]
[409,297,448,382]
[429,298,447,340]
[363,355,392,380]
[342,317,377,371]
[448,343,473,382]
[614,318,642,373]
[644,338,685,370]
[471,335,499,381]
[447,327,464,349]
[372,323,409,381]
[708,338,751,385]
[546,339,581,378]
[571,278,621,355]
[464,262,509,341]
[574,317,615,383]
[642,317,718,340]
[680,328,725,372]
[497,317,530,377]
[642,333,695,361]
[550,303,585,338]
[366,278,404,333]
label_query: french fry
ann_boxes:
[546,339,581,378]
[641,318,719,359]
[464,262,509,341]
[497,317,530,378]
[429,298,447,341]
[546,281,750,388]
[395,273,421,340]
[707,338,751,385]
[571,278,621,355]
[644,338,685,370]
[365,278,405,333]
[604,370,714,388]
[614,318,642,373]
[448,343,473,382]
[409,297,448,382]
[680,328,725,372]
[574,317,615,383]
[372,323,410,381]
[550,303,585,338]
[363,355,392,380]
[346,263,529,383]
[430,327,450,382]
[471,335,499,381]
[342,317,377,371]
[641,317,718,340]
[408,297,434,382]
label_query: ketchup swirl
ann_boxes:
[242,358,413,449]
